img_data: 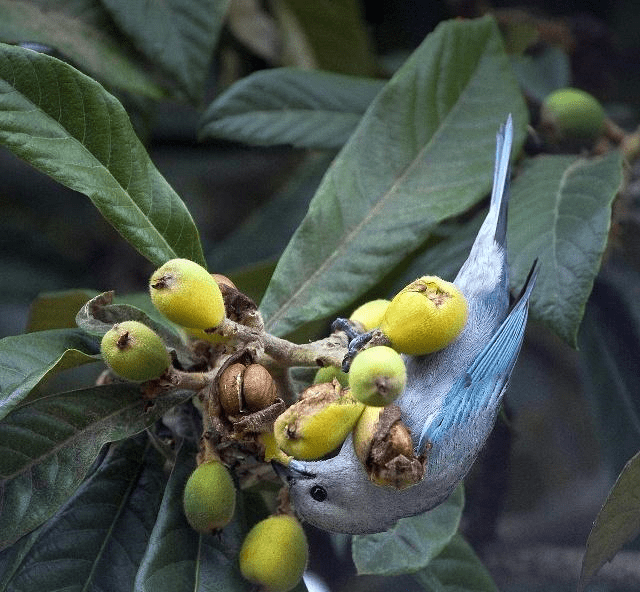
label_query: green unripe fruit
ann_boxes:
[239,515,308,592]
[149,258,225,330]
[313,365,349,388]
[540,88,605,147]
[381,276,468,355]
[183,459,236,533]
[349,299,390,331]
[349,346,406,407]
[100,320,169,381]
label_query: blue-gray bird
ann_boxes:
[274,115,538,534]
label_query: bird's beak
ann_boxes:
[271,459,316,483]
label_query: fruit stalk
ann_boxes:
[209,316,349,368]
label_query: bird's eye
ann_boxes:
[310,485,327,502]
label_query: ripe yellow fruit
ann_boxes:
[100,320,169,382]
[149,258,225,330]
[274,383,364,460]
[380,276,468,355]
[313,365,349,388]
[348,346,406,407]
[349,299,390,331]
[239,515,308,592]
[182,460,236,533]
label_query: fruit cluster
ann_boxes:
[96,258,469,590]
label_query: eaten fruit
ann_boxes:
[380,276,467,355]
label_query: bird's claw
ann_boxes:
[330,317,362,341]
[340,329,391,372]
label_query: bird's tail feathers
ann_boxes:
[490,114,513,247]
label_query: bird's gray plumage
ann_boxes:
[274,116,538,534]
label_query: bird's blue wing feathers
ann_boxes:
[418,260,539,453]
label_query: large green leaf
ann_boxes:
[0,436,166,591]
[0,384,191,550]
[277,0,377,76]
[351,486,463,575]
[579,265,640,473]
[508,150,623,346]
[0,43,205,268]
[199,69,384,148]
[134,443,252,592]
[0,328,99,421]
[208,152,334,271]
[579,450,640,591]
[0,0,165,98]
[510,45,571,103]
[412,533,498,592]
[101,0,229,102]
[0,527,42,591]
[26,289,98,332]
[259,15,527,336]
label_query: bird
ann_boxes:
[273,115,539,535]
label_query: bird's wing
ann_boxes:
[418,260,539,454]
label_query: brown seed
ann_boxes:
[211,273,237,290]
[242,364,278,411]
[219,363,245,415]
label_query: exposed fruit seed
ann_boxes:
[218,363,278,416]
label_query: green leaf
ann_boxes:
[0,436,166,591]
[26,289,98,332]
[199,69,384,148]
[277,0,377,76]
[0,328,100,420]
[0,383,191,550]
[0,43,205,267]
[0,527,42,591]
[101,0,229,102]
[352,486,464,576]
[390,214,484,293]
[412,533,498,592]
[579,267,640,472]
[208,152,334,271]
[510,45,571,102]
[579,450,640,591]
[77,291,177,342]
[260,16,527,336]
[134,443,252,592]
[508,150,623,346]
[0,0,166,98]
